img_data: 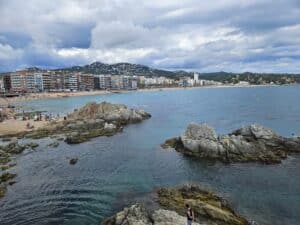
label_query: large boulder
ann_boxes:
[101,204,203,225]
[164,123,300,164]
[68,102,151,123]
[101,204,152,225]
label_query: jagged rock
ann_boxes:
[25,142,39,149]
[157,185,250,225]
[1,142,26,154]
[101,204,152,225]
[22,102,151,145]
[48,141,59,148]
[100,185,250,225]
[101,204,203,225]
[104,122,117,131]
[164,123,300,164]
[0,172,16,183]
[152,209,202,225]
[0,186,6,198]
[68,102,151,123]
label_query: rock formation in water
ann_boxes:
[100,185,250,225]
[24,102,151,144]
[0,141,39,199]
[162,123,300,164]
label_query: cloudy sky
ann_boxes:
[0,0,300,73]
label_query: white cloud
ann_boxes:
[0,0,300,72]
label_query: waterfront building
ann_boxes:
[49,73,64,91]
[10,73,26,92]
[78,74,94,91]
[179,76,193,87]
[194,73,199,82]
[42,72,51,91]
[64,73,78,91]
[111,75,122,89]
[94,75,112,90]
[3,74,12,92]
[0,77,5,93]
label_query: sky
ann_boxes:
[0,0,300,73]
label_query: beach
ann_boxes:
[0,119,50,136]
[0,84,282,106]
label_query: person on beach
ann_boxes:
[186,204,194,225]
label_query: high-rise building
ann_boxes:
[3,74,12,92]
[94,75,112,90]
[78,74,94,91]
[194,73,199,83]
[41,72,51,91]
[50,73,64,91]
[64,74,78,91]
[10,73,26,92]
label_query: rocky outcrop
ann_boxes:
[100,185,250,225]
[26,102,151,144]
[101,204,203,225]
[158,185,250,225]
[163,123,300,164]
[0,141,38,199]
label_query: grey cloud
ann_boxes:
[0,0,300,73]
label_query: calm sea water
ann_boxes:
[1,86,300,225]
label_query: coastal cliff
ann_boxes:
[101,185,250,225]
[162,123,300,164]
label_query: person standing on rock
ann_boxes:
[186,204,194,225]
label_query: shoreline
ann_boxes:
[0,84,292,106]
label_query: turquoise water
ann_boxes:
[1,86,300,225]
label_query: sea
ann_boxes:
[0,86,300,225]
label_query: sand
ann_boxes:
[0,119,50,136]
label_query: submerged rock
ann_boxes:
[69,158,78,165]
[0,186,6,198]
[0,172,17,183]
[164,123,300,164]
[100,185,250,225]
[48,141,59,148]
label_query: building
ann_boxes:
[78,74,94,91]
[194,73,199,82]
[34,73,44,91]
[94,75,112,90]
[0,77,5,93]
[3,74,12,92]
[42,72,51,91]
[111,75,122,89]
[179,76,194,87]
[10,73,27,92]
[49,73,64,91]
[64,74,78,91]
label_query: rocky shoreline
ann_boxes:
[0,102,151,199]
[162,123,300,164]
[101,185,251,225]
[1,102,151,144]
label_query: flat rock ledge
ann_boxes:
[162,123,300,164]
[19,102,151,144]
[101,185,250,225]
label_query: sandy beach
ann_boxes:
[0,119,50,136]
[0,84,283,106]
